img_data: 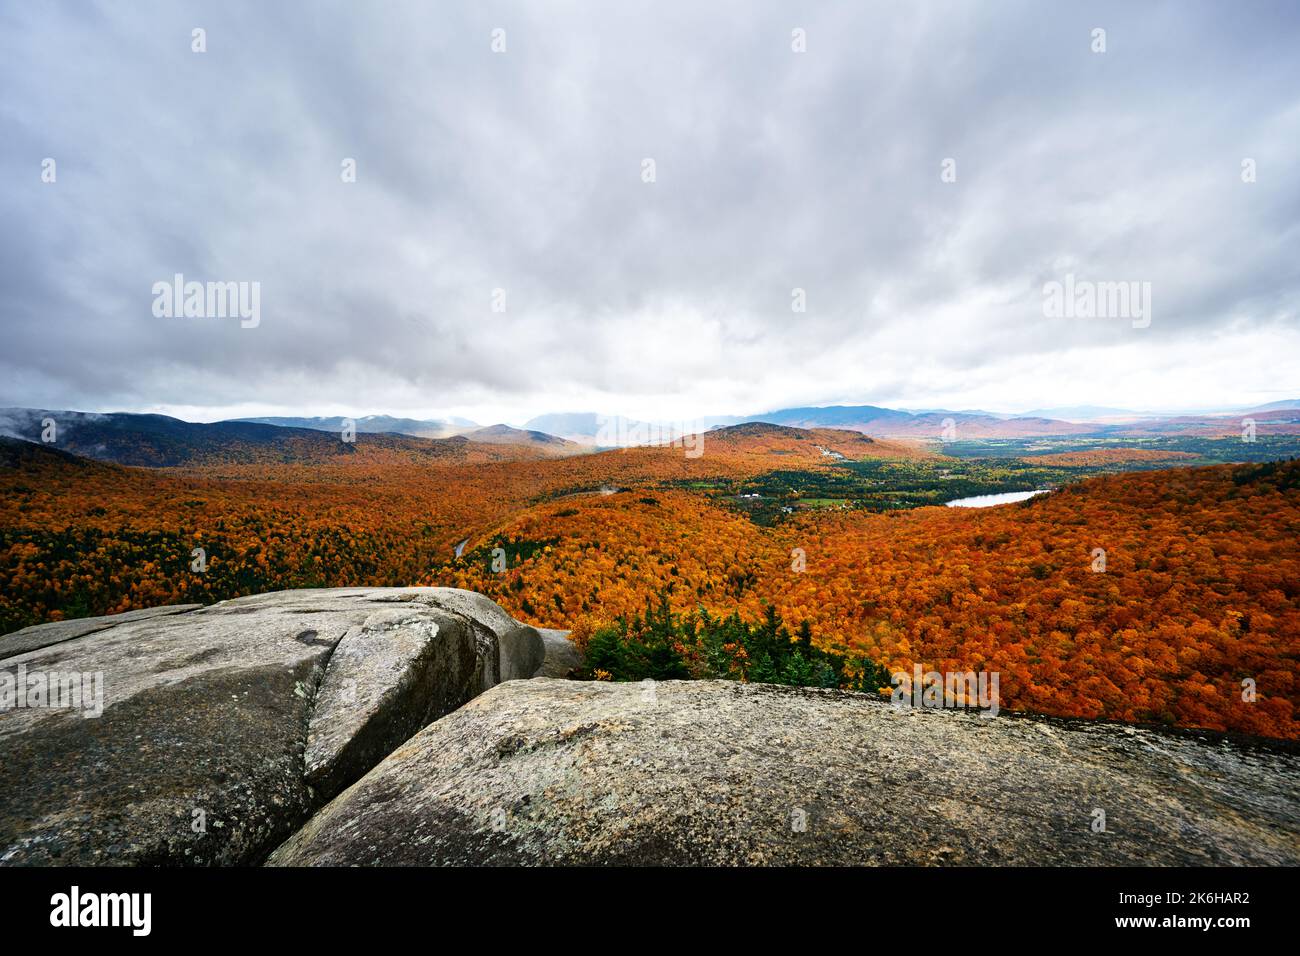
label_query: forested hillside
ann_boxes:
[2,430,1296,737]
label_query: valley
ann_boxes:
[2,420,1297,739]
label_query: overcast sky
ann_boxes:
[2,0,1297,425]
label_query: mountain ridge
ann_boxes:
[6,398,1300,460]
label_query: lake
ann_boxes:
[945,490,1049,508]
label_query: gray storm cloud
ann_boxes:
[1,0,1297,421]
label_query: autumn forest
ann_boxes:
[2,423,1297,739]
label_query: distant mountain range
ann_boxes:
[3,398,1297,467]
[0,409,577,467]
[740,406,1096,439]
[457,424,581,451]
[1018,405,1143,421]
[236,415,582,452]
[237,415,477,440]
[532,401,1300,442]
[230,398,1300,444]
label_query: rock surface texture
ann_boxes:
[0,604,202,660]
[5,592,1295,867]
[269,678,1300,866]
[533,628,582,678]
[0,588,547,866]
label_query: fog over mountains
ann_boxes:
[237,415,479,440]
